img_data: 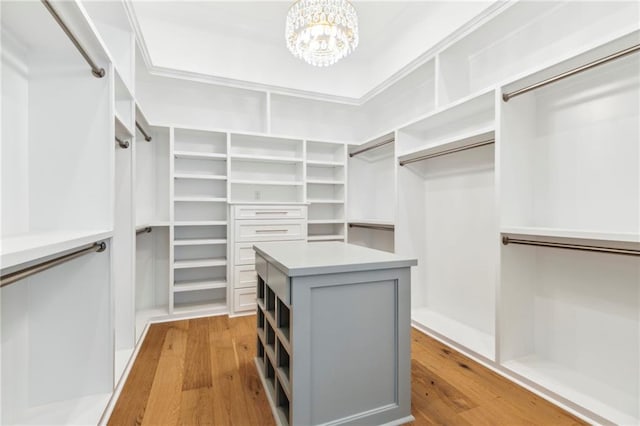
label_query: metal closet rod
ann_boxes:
[503,43,640,102]
[136,227,152,235]
[502,236,640,257]
[41,0,105,78]
[115,137,129,149]
[349,223,394,231]
[349,137,394,158]
[0,241,107,288]
[399,139,494,166]
[136,121,152,142]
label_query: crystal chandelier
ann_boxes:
[285,0,359,67]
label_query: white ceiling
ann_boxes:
[130,1,495,102]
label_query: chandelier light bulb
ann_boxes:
[285,0,359,67]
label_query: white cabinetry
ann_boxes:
[230,205,307,315]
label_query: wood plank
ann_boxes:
[179,387,216,426]
[141,320,190,426]
[107,322,170,426]
[182,317,212,390]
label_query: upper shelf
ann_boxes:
[1,229,113,270]
[174,151,227,160]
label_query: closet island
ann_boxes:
[253,241,417,426]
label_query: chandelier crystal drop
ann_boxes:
[285,0,359,67]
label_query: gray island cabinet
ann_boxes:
[253,241,417,426]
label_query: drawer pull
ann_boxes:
[256,211,288,215]
[255,229,288,233]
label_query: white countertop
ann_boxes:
[253,241,417,277]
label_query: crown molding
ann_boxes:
[124,0,512,107]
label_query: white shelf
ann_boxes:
[347,219,395,227]
[174,196,227,203]
[174,173,227,180]
[501,227,640,244]
[306,160,345,167]
[16,393,112,426]
[136,221,170,229]
[504,356,639,426]
[173,299,227,315]
[173,279,227,292]
[307,180,345,185]
[230,154,303,164]
[308,220,344,224]
[397,127,495,161]
[173,238,227,246]
[173,257,227,269]
[174,151,227,160]
[174,221,228,227]
[230,179,304,186]
[115,113,133,139]
[1,229,113,270]
[307,199,344,204]
[308,235,345,241]
[412,307,495,360]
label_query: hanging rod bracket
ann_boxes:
[115,137,129,149]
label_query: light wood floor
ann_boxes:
[108,315,585,425]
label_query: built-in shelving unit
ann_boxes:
[171,128,229,315]
[306,141,346,242]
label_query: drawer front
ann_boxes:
[234,288,257,312]
[235,220,306,242]
[255,254,268,281]
[235,243,256,265]
[234,265,257,289]
[234,206,306,220]
[267,263,290,304]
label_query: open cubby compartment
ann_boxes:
[276,377,291,425]
[257,308,266,332]
[360,59,436,142]
[277,299,291,343]
[265,285,277,317]
[277,339,290,383]
[1,244,113,425]
[174,225,227,243]
[173,287,227,313]
[265,318,276,354]
[308,223,345,241]
[500,31,640,238]
[308,183,344,202]
[396,90,494,156]
[136,68,267,133]
[257,275,266,303]
[265,349,276,390]
[230,158,304,182]
[230,134,303,160]
[174,201,227,222]
[174,264,227,288]
[174,156,227,178]
[500,243,640,425]
[1,1,112,241]
[307,164,345,182]
[135,227,169,341]
[438,2,639,106]
[347,225,394,254]
[136,126,170,226]
[174,179,227,198]
[397,140,497,360]
[82,1,135,92]
[174,244,226,263]
[230,182,304,204]
[270,94,361,142]
[174,128,227,155]
[306,140,346,163]
[308,203,344,222]
[257,336,265,360]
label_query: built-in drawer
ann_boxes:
[234,288,257,312]
[267,263,290,304]
[235,220,306,242]
[256,254,268,281]
[234,264,257,289]
[234,205,306,220]
[235,242,256,265]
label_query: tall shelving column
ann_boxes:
[306,141,347,241]
[170,128,229,315]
